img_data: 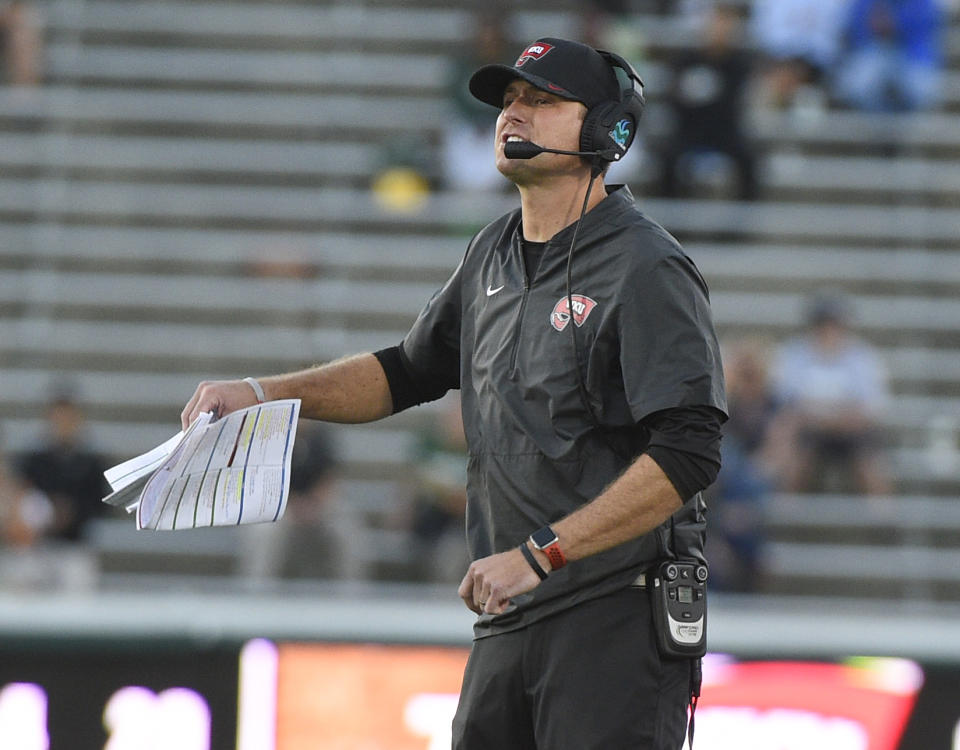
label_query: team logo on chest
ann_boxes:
[550,294,598,332]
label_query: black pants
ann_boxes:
[451,586,691,749]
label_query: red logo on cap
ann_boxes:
[516,43,554,67]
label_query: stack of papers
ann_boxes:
[103,399,301,530]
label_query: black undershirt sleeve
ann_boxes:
[642,405,726,501]
[373,344,453,414]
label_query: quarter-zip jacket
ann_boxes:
[402,185,726,637]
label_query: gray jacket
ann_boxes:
[402,185,726,636]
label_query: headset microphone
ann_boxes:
[504,140,618,162]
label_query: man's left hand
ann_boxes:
[458,547,543,615]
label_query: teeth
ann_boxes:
[507,136,525,142]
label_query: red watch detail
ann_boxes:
[530,525,567,570]
[542,543,567,570]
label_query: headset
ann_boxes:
[579,50,646,164]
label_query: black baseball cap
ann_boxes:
[469,37,620,110]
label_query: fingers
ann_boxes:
[472,569,487,611]
[180,380,254,430]
[457,569,481,614]
[457,566,492,614]
[458,551,538,616]
[181,381,219,431]
[486,588,512,615]
[180,383,206,430]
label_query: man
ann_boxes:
[770,291,891,495]
[16,385,111,541]
[183,38,726,749]
[833,0,944,113]
[659,3,759,200]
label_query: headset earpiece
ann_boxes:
[579,50,646,162]
[580,100,635,161]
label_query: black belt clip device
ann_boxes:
[650,560,708,658]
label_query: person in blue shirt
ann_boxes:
[834,0,944,112]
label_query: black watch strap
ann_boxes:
[519,542,549,580]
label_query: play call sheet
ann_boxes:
[136,399,301,530]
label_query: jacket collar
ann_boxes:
[513,184,634,248]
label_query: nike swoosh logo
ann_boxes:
[486,285,505,296]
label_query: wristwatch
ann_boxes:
[529,525,567,571]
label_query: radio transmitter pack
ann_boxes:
[650,560,708,658]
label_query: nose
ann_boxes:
[500,98,528,123]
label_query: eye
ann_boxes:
[502,89,521,108]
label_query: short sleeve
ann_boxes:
[619,252,727,422]
[400,254,464,393]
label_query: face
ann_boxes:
[48,401,83,444]
[494,79,589,183]
[813,319,847,351]
[706,7,739,50]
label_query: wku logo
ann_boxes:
[516,43,554,67]
[550,295,597,332]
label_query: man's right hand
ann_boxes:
[181,379,260,430]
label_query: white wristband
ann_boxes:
[243,377,265,404]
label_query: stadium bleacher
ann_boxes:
[1,0,959,600]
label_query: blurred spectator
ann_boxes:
[440,6,510,193]
[705,338,776,592]
[1,432,100,592]
[723,337,781,462]
[833,0,944,113]
[407,394,469,584]
[722,337,806,498]
[658,3,759,201]
[370,143,433,214]
[673,0,732,39]
[769,291,893,496]
[576,0,631,49]
[13,385,111,542]
[0,432,53,548]
[750,0,852,111]
[704,437,769,592]
[0,1,41,86]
